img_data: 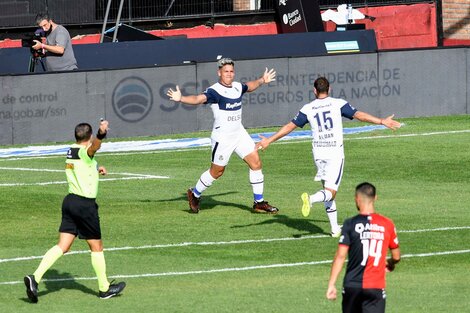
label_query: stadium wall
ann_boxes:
[0,3,437,51]
[0,47,468,145]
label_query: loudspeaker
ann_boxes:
[104,24,163,42]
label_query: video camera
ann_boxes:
[21,32,45,58]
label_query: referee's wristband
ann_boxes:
[96,131,107,140]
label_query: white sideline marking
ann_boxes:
[0,147,209,162]
[399,226,470,233]
[0,167,62,172]
[346,129,470,141]
[0,234,331,264]
[274,129,470,146]
[1,248,470,286]
[1,226,469,264]
[0,126,381,159]
[0,167,166,178]
[0,167,169,186]
[1,129,469,162]
[0,176,169,187]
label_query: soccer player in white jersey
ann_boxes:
[256,77,401,237]
[167,58,279,214]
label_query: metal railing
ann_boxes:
[0,0,434,29]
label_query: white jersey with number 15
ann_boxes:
[292,97,357,160]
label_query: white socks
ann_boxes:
[324,200,341,233]
[194,169,265,202]
[249,169,264,202]
[309,189,333,203]
[194,170,216,197]
[308,190,340,233]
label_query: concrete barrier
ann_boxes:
[0,47,468,145]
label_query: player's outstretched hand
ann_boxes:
[98,166,107,176]
[382,114,401,131]
[262,68,276,84]
[255,134,270,151]
[167,85,182,102]
[326,286,337,301]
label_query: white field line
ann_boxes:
[1,248,469,286]
[275,129,470,146]
[1,226,469,264]
[0,167,169,186]
[0,167,165,178]
[0,167,166,178]
[0,181,66,187]
[399,226,470,233]
[110,172,163,178]
[0,176,169,187]
[0,147,210,162]
[0,167,63,172]
[1,129,469,162]
[345,129,470,141]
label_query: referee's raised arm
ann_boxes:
[88,119,108,158]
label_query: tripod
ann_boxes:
[28,54,46,73]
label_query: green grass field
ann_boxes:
[0,115,469,312]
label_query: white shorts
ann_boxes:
[314,158,344,191]
[211,129,255,166]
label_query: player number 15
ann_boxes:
[313,111,333,132]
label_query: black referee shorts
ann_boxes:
[59,193,101,240]
[342,287,386,313]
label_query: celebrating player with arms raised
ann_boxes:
[256,77,401,236]
[167,58,278,214]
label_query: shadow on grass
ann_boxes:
[152,190,254,213]
[20,269,97,303]
[231,214,330,236]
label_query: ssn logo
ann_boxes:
[159,81,210,112]
[112,77,153,123]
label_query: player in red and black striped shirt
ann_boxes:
[326,182,400,313]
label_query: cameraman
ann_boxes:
[32,12,78,72]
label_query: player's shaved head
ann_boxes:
[75,123,93,142]
[355,182,376,199]
[314,77,330,94]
